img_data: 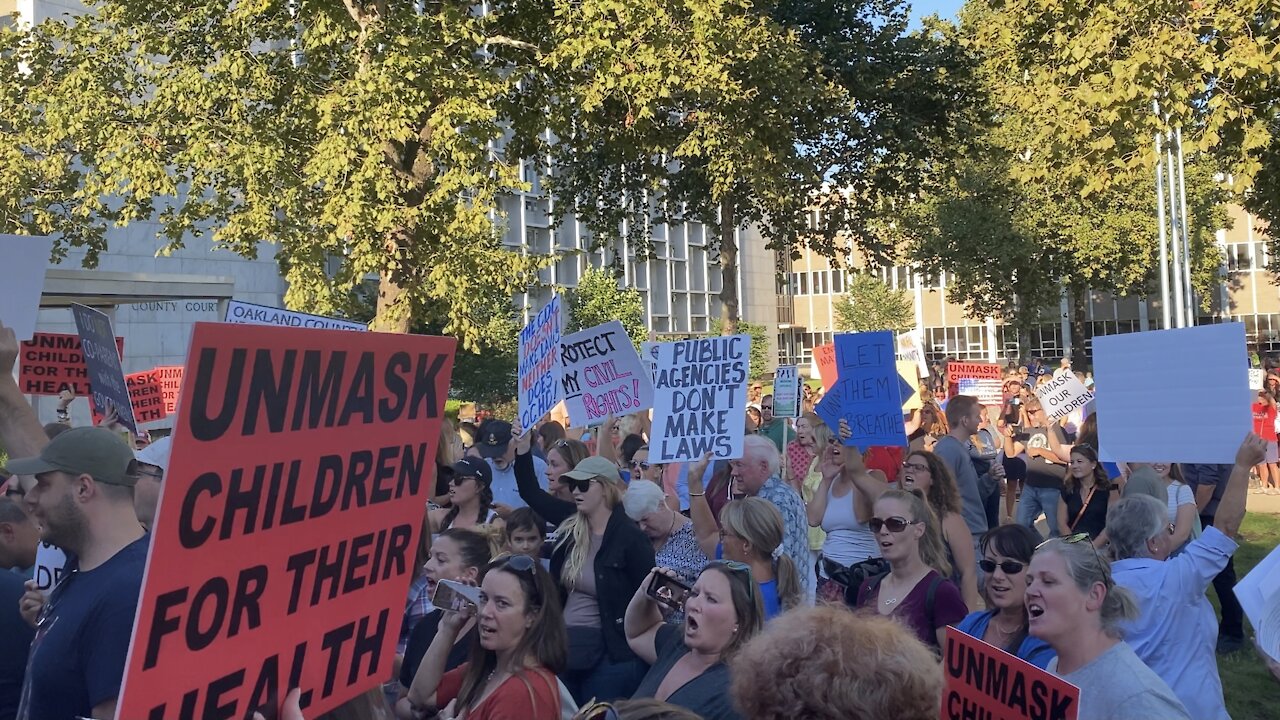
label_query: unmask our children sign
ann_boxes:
[517,296,561,429]
[651,335,751,461]
[559,320,653,428]
[117,323,456,719]
[18,332,124,396]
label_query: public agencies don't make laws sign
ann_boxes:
[650,335,750,462]
[117,322,456,720]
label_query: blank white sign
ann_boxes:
[1093,322,1250,463]
[0,234,52,341]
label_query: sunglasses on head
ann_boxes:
[1039,532,1111,583]
[869,516,919,534]
[979,559,1025,575]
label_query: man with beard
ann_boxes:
[7,426,147,720]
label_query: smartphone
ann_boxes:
[432,579,481,614]
[646,573,693,612]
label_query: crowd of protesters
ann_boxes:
[0,318,1277,720]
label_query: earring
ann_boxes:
[732,626,739,634]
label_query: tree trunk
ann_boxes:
[719,199,739,336]
[1069,284,1088,369]
[371,230,413,334]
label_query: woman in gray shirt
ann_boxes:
[1026,536,1190,720]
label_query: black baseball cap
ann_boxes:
[451,457,493,486]
[475,419,513,459]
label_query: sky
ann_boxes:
[909,0,964,24]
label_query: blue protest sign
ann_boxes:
[826,331,907,447]
[517,295,562,429]
[71,304,137,433]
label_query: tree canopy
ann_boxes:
[832,273,915,333]
[567,267,646,349]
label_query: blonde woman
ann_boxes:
[551,456,655,703]
[695,497,804,619]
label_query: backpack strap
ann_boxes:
[924,574,944,632]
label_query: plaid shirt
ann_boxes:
[399,574,433,655]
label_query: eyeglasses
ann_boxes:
[718,528,740,541]
[869,516,919,534]
[761,405,773,410]
[562,476,597,494]
[901,462,929,473]
[137,468,163,481]
[979,559,1025,575]
[574,700,619,720]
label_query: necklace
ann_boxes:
[991,616,1022,635]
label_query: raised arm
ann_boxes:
[406,609,471,711]
[806,447,838,528]
[1215,433,1267,539]
[624,569,666,665]
[511,426,574,525]
[687,453,720,558]
[0,325,49,461]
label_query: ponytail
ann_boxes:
[773,554,803,611]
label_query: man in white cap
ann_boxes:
[133,436,171,529]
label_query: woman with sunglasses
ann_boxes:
[554,456,656,703]
[782,413,819,489]
[693,496,803,618]
[430,457,502,534]
[896,450,980,610]
[512,424,582,528]
[1026,537,1189,720]
[1100,434,1264,720]
[1055,445,1116,546]
[396,528,495,718]
[624,563,765,720]
[954,524,1055,668]
[853,489,967,650]
[404,555,568,720]
[807,426,887,601]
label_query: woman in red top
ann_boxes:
[1252,391,1279,493]
[405,555,567,719]
[783,413,820,490]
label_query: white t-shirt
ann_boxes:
[1165,481,1195,524]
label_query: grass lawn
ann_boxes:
[1218,512,1280,720]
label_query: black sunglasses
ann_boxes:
[979,559,1025,575]
[562,476,596,493]
[869,516,919,534]
[450,474,476,486]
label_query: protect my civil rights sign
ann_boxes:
[117,322,456,720]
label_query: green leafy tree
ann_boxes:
[832,273,915,333]
[566,267,646,350]
[710,318,769,380]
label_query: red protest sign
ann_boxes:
[814,343,837,392]
[126,370,168,424]
[117,323,456,719]
[155,365,184,415]
[947,361,1003,381]
[942,628,1079,720]
[18,332,124,396]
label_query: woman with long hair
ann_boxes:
[396,528,496,717]
[1026,538,1189,719]
[954,524,1055,668]
[696,497,803,618]
[625,563,766,720]
[432,418,464,506]
[853,489,968,650]
[553,456,655,703]
[1056,445,1117,545]
[404,555,569,719]
[896,451,980,610]
[807,430,886,601]
[430,457,501,533]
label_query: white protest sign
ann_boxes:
[641,341,661,384]
[773,365,800,419]
[896,328,930,378]
[34,541,67,596]
[1035,372,1095,421]
[1250,368,1265,390]
[1093,323,1250,463]
[1235,542,1280,662]
[651,335,750,461]
[559,321,653,427]
[0,234,53,341]
[518,296,562,429]
[224,300,367,331]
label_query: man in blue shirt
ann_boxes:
[729,435,814,594]
[6,426,148,720]
[476,419,546,510]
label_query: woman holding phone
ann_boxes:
[624,563,766,719]
[404,555,569,720]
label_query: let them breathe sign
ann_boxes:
[117,322,456,720]
[815,331,906,447]
[651,335,750,461]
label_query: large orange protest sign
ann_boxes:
[941,629,1079,720]
[18,332,124,396]
[118,323,456,720]
[947,361,1003,381]
[156,365,184,415]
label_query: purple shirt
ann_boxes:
[855,570,968,649]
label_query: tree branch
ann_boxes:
[485,35,539,54]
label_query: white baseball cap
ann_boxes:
[135,436,172,472]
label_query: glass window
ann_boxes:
[831,270,845,294]
[799,273,809,295]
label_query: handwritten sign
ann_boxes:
[156,365,185,415]
[559,321,653,427]
[72,304,137,433]
[896,329,930,378]
[18,332,124,396]
[1093,322,1249,463]
[651,335,750,461]
[518,296,562,429]
[1250,368,1265,391]
[943,628,1079,720]
[958,378,1004,406]
[773,365,800,419]
[33,541,67,597]
[947,361,1003,381]
[1035,373,1095,422]
[813,343,837,392]
[117,322,456,720]
[815,331,906,447]
[225,300,367,332]
[0,234,52,342]
[641,341,661,384]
